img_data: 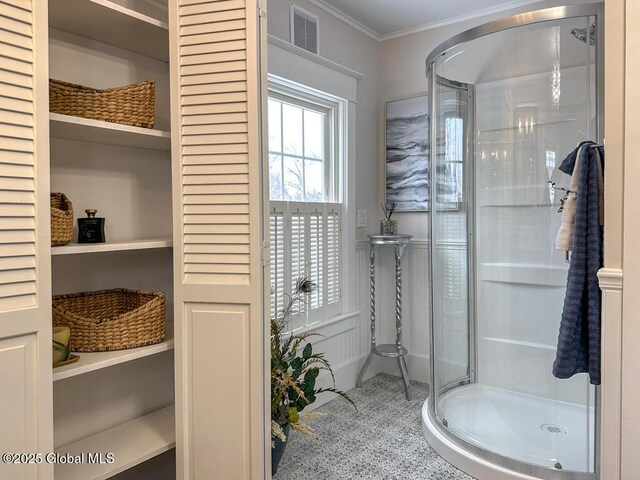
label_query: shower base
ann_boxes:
[422,384,595,480]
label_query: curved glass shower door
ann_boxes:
[429,7,600,479]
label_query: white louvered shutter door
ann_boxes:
[0,1,53,479]
[170,1,267,478]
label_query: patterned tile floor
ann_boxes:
[274,374,475,480]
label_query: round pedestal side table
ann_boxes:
[356,234,413,400]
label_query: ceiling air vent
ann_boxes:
[290,3,319,54]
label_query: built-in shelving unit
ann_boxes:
[53,328,174,382]
[50,114,171,151]
[52,238,173,256]
[55,406,175,480]
[48,1,175,477]
[48,0,169,61]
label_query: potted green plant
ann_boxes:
[271,278,356,475]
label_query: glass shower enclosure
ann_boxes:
[424,4,602,480]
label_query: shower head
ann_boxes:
[571,24,596,46]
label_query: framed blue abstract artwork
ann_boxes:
[385,95,429,211]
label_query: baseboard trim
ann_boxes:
[375,351,430,385]
[310,351,431,410]
[311,353,374,409]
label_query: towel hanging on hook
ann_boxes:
[553,141,604,385]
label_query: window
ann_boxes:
[268,79,343,328]
[443,116,463,203]
[268,95,334,202]
[437,87,467,207]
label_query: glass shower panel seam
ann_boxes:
[428,62,437,419]
[466,84,477,384]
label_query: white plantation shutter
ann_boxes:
[288,209,306,328]
[308,210,323,311]
[269,211,285,319]
[326,205,341,309]
[290,210,306,295]
[270,201,341,328]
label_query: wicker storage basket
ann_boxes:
[52,288,166,352]
[49,79,155,128]
[50,192,73,246]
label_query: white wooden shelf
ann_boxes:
[49,0,169,62]
[50,114,171,151]
[53,328,174,382]
[52,238,173,256]
[55,406,175,480]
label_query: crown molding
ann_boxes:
[378,0,547,41]
[303,0,547,43]
[304,0,382,41]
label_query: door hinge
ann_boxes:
[258,0,267,17]
[261,240,270,267]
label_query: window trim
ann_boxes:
[268,92,332,202]
[268,75,343,204]
[267,75,349,327]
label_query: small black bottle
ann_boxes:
[78,209,106,243]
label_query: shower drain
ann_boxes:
[540,423,568,435]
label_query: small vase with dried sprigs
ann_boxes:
[380,202,397,235]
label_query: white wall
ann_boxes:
[267,0,380,241]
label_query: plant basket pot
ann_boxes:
[52,288,165,352]
[50,192,73,246]
[271,423,290,476]
[49,79,155,128]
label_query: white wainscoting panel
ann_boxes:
[306,312,365,408]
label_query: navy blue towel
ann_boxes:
[552,141,604,385]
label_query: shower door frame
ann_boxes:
[426,4,604,480]
[430,75,477,399]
